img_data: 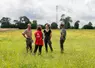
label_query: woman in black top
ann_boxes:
[43,24,53,53]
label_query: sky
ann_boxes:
[0,0,95,27]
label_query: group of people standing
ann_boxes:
[22,23,66,55]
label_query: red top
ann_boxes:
[34,30,43,46]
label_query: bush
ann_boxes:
[31,20,37,29]
[82,25,93,29]
[51,22,58,29]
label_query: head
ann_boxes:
[27,24,31,29]
[60,24,64,29]
[45,24,50,29]
[37,25,42,31]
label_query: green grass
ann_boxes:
[0,29,95,68]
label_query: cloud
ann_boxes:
[0,0,95,26]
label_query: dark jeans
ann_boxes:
[34,45,42,55]
[26,38,32,53]
[44,39,53,52]
[60,39,65,53]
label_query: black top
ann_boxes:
[43,29,51,40]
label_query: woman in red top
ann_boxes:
[33,25,43,55]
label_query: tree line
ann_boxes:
[0,14,95,29]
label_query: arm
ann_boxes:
[43,30,45,39]
[50,30,52,40]
[61,32,64,37]
[22,30,27,39]
[22,33,27,39]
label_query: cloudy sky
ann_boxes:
[0,0,95,27]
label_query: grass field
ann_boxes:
[0,29,95,68]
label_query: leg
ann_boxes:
[44,39,48,53]
[38,46,42,55]
[29,41,32,53]
[48,40,53,52]
[62,40,65,52]
[34,45,38,54]
[26,40,29,53]
[29,39,32,53]
[60,40,64,53]
[26,46,29,53]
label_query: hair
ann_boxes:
[45,23,50,29]
[60,24,64,27]
[37,25,42,31]
[27,23,31,27]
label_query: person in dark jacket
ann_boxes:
[60,24,66,53]
[43,24,53,53]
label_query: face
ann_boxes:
[28,24,31,29]
[60,24,64,29]
[46,25,49,29]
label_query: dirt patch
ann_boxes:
[0,28,18,32]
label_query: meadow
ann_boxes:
[0,29,95,68]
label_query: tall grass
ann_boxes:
[0,30,95,68]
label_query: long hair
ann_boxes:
[37,25,42,31]
[45,23,51,29]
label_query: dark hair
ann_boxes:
[60,24,64,27]
[45,23,49,27]
[37,26,42,31]
[45,23,51,29]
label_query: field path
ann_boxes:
[0,28,18,32]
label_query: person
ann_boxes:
[22,24,33,53]
[60,24,66,53]
[33,25,43,55]
[43,24,53,53]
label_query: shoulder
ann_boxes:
[49,29,52,33]
[34,31,38,35]
[22,29,27,34]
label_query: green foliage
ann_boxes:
[74,20,80,29]
[0,16,31,29]
[0,17,11,28]
[60,14,72,29]
[31,20,37,29]
[51,22,58,29]
[82,22,93,29]
[40,24,45,29]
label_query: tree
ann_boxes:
[60,14,72,29]
[0,17,11,28]
[19,16,31,24]
[14,16,31,29]
[88,22,92,26]
[82,22,93,29]
[74,20,80,29]
[51,22,58,29]
[31,20,37,29]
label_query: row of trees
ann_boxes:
[0,16,58,29]
[0,14,95,29]
[60,14,95,29]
